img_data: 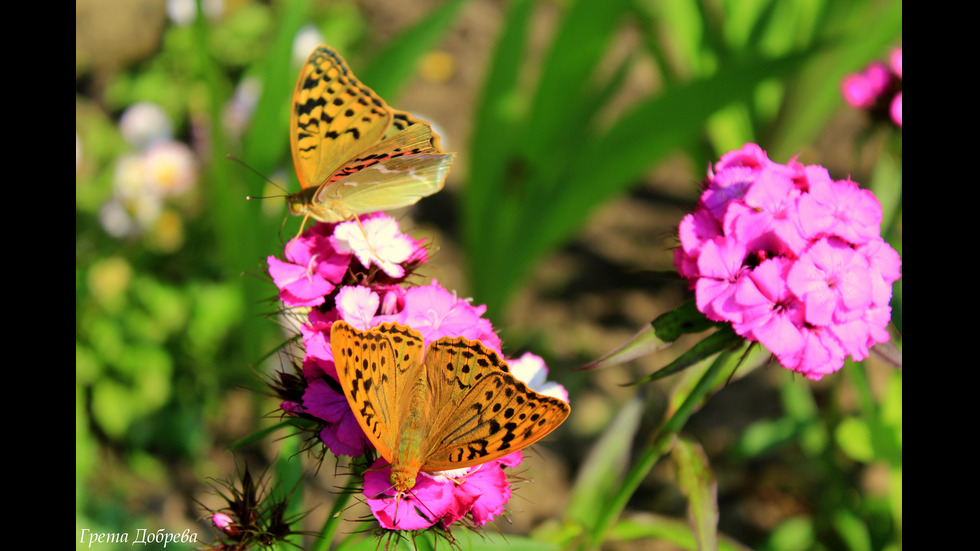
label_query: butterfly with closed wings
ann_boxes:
[286,45,454,230]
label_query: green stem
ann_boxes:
[585,350,733,549]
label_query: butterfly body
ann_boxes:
[287,45,453,224]
[331,321,570,493]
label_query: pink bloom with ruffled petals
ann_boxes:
[675,144,900,379]
[376,281,502,352]
[268,226,350,307]
[267,210,570,531]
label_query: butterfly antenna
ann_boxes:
[227,154,290,198]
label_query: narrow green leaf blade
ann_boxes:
[673,436,719,551]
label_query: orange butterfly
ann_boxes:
[286,45,453,228]
[331,321,570,492]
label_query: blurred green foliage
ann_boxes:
[464,0,901,320]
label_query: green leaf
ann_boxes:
[832,509,873,551]
[465,0,536,281]
[770,1,902,161]
[611,514,750,550]
[652,299,720,342]
[577,323,669,371]
[759,516,815,551]
[733,417,800,458]
[566,397,644,525]
[629,326,743,385]
[835,417,874,463]
[672,436,719,551]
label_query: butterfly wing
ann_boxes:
[330,321,426,464]
[386,109,444,152]
[311,122,454,220]
[290,45,393,190]
[419,336,571,472]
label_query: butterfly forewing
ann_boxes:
[331,321,425,463]
[290,45,393,190]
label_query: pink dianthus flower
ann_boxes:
[675,144,900,379]
[266,214,569,531]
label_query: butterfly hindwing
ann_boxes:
[313,122,453,217]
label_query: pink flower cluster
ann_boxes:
[841,47,902,127]
[267,213,568,530]
[674,144,901,380]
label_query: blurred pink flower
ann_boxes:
[891,92,902,127]
[841,73,878,109]
[890,47,902,79]
[841,50,902,129]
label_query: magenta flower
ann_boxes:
[693,237,749,325]
[441,458,514,526]
[787,237,873,326]
[303,378,369,457]
[298,308,337,362]
[732,257,805,358]
[363,462,457,530]
[362,452,525,530]
[267,225,351,307]
[841,72,878,109]
[211,512,235,532]
[376,281,502,352]
[266,214,568,532]
[890,47,902,79]
[891,92,902,127]
[841,49,902,129]
[675,144,900,379]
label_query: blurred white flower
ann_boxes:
[293,25,325,66]
[167,0,223,25]
[119,102,173,149]
[113,153,148,200]
[99,199,138,238]
[105,140,197,239]
[142,140,198,197]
